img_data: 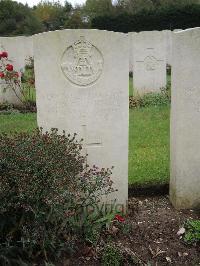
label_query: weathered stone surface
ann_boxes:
[128,32,133,72]
[0,36,33,105]
[163,30,172,66]
[34,29,129,208]
[163,29,183,66]
[130,31,166,94]
[170,28,200,209]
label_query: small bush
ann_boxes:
[101,244,123,266]
[0,102,19,115]
[0,129,115,264]
[129,87,170,109]
[184,219,200,245]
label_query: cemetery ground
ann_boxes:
[0,28,199,265]
[0,78,199,265]
[0,105,199,265]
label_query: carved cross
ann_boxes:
[81,124,103,156]
[136,48,164,71]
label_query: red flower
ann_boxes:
[6,64,13,71]
[0,72,5,78]
[0,51,8,58]
[114,214,125,222]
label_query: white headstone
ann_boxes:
[170,28,200,209]
[131,31,166,94]
[173,29,183,32]
[162,29,183,67]
[0,36,33,105]
[163,30,172,66]
[128,32,133,73]
[34,29,129,210]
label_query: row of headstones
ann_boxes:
[1,28,200,210]
[0,29,181,104]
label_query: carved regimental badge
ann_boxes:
[61,36,104,86]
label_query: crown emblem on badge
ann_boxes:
[71,36,93,76]
[73,36,92,60]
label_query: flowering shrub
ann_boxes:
[0,51,19,79]
[0,51,35,109]
[0,129,115,264]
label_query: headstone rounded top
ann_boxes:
[61,36,104,86]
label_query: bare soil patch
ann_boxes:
[70,196,199,266]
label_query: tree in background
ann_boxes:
[92,1,200,32]
[113,0,200,14]
[0,0,200,36]
[115,0,154,14]
[151,0,200,7]
[64,5,89,29]
[83,0,114,24]
[33,1,72,31]
[0,0,43,36]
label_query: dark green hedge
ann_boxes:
[91,4,200,32]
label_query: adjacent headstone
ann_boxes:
[0,36,33,105]
[0,36,33,71]
[163,30,172,66]
[173,29,183,32]
[34,29,129,209]
[128,32,133,73]
[162,29,183,67]
[131,31,166,94]
[170,28,200,209]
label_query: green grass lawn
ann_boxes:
[0,105,170,187]
[129,105,170,186]
[0,113,37,134]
